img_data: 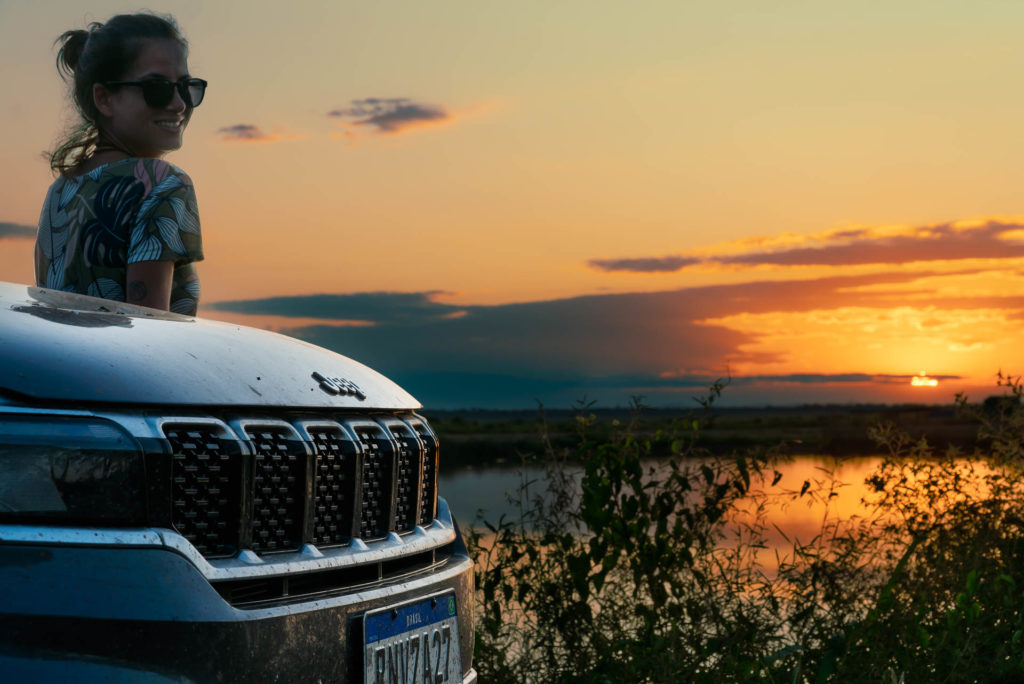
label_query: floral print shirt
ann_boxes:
[35,158,204,315]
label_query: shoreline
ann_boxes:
[424,403,983,467]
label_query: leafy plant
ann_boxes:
[467,376,1024,683]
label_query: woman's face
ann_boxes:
[96,38,192,158]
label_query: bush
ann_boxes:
[467,376,1024,683]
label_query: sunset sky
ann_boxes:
[2,0,1023,408]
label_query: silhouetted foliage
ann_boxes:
[468,374,1024,682]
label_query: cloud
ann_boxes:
[719,220,1024,267]
[209,291,464,326]
[216,124,297,143]
[654,371,963,386]
[588,219,1024,273]
[731,373,961,385]
[209,269,999,407]
[0,222,35,240]
[588,256,701,273]
[328,98,450,135]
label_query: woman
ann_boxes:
[35,13,206,315]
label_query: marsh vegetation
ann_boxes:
[453,377,1024,682]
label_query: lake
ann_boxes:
[440,454,886,550]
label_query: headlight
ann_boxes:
[0,414,145,524]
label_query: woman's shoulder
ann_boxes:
[71,157,194,187]
[128,157,194,185]
[111,158,197,201]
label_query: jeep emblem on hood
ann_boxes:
[312,372,367,400]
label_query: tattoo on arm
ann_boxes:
[127,280,148,303]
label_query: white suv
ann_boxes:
[0,282,476,683]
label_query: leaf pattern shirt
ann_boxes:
[35,158,204,315]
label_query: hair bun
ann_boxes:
[55,27,95,78]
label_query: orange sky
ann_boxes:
[2,1,1024,407]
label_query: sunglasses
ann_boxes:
[102,77,208,109]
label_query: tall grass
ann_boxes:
[467,376,1024,683]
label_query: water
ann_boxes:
[439,454,885,548]
[440,464,553,527]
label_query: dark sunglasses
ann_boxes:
[102,77,208,109]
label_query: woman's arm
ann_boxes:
[125,260,174,310]
[34,243,43,285]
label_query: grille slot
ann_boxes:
[351,422,395,541]
[215,577,282,605]
[309,426,358,547]
[384,420,422,533]
[245,427,307,553]
[285,562,380,597]
[212,545,455,608]
[166,425,241,558]
[408,418,439,525]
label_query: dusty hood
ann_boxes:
[0,282,420,409]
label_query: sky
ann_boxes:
[2,0,1024,408]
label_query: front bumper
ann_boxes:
[0,521,475,682]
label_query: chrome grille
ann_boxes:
[309,426,357,547]
[409,418,439,525]
[160,414,438,559]
[167,426,241,558]
[352,422,395,541]
[385,420,421,533]
[245,426,307,553]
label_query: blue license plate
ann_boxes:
[364,591,461,684]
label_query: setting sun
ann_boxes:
[911,372,939,387]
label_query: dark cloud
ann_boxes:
[357,371,966,409]
[830,228,871,240]
[209,291,464,326]
[588,220,1024,273]
[719,221,1024,267]
[328,98,449,134]
[732,373,961,385]
[217,124,275,142]
[211,270,988,407]
[0,222,36,240]
[588,256,701,273]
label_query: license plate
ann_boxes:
[363,591,462,684]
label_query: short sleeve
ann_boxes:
[127,160,204,265]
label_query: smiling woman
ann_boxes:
[34,13,206,315]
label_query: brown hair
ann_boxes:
[50,13,187,176]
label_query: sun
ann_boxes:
[910,371,938,387]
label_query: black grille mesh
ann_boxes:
[410,420,439,525]
[353,424,394,540]
[246,427,306,553]
[388,422,421,533]
[310,427,358,547]
[162,415,438,559]
[167,426,240,558]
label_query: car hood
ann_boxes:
[0,282,420,409]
